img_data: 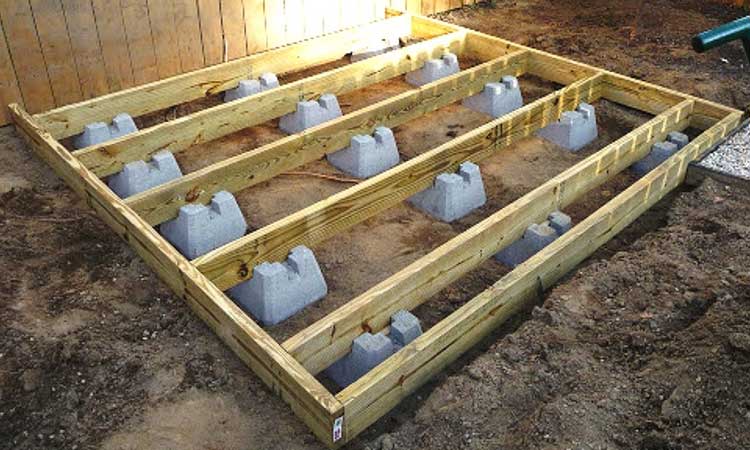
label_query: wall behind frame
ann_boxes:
[0,0,477,126]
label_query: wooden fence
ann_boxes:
[0,0,475,126]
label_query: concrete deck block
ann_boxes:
[228,246,328,326]
[326,332,394,388]
[547,210,572,236]
[160,191,247,259]
[405,53,460,87]
[630,141,681,177]
[351,36,400,62]
[107,150,183,198]
[279,94,343,134]
[462,76,524,118]
[409,162,487,222]
[536,103,598,152]
[325,310,422,387]
[667,131,689,149]
[326,127,400,178]
[390,310,423,351]
[74,113,138,149]
[223,73,280,102]
[494,211,571,268]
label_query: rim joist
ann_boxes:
[9,10,743,449]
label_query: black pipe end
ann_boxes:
[692,35,707,53]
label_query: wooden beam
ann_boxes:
[74,29,467,178]
[126,50,529,225]
[284,98,695,375]
[335,109,742,443]
[195,73,606,292]
[9,103,344,447]
[33,14,412,140]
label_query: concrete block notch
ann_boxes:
[495,211,572,268]
[325,310,422,388]
[630,131,690,177]
[160,191,247,259]
[405,53,460,87]
[462,76,524,118]
[536,103,598,152]
[107,150,183,198]
[228,246,328,326]
[224,73,280,103]
[74,113,138,149]
[351,35,400,62]
[409,162,487,222]
[279,94,343,134]
[326,127,400,178]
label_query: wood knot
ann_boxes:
[238,263,249,279]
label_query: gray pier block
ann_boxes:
[409,162,487,222]
[160,191,247,259]
[279,94,343,134]
[228,246,328,326]
[495,211,572,268]
[351,36,400,62]
[390,310,423,351]
[536,103,598,152]
[630,132,689,177]
[107,150,183,198]
[74,113,138,149]
[405,53,460,87]
[326,126,400,178]
[223,73,279,103]
[462,76,524,118]
[326,310,422,388]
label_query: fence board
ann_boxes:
[61,0,111,99]
[148,0,182,78]
[29,0,83,106]
[0,0,55,113]
[91,0,135,92]
[121,0,159,84]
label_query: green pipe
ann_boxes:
[692,16,750,63]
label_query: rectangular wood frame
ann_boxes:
[9,11,743,448]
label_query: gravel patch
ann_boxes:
[699,121,750,180]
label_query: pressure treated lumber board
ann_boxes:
[336,109,742,441]
[126,49,529,226]
[9,103,345,448]
[34,14,412,140]
[74,28,464,178]
[193,72,605,292]
[285,99,695,374]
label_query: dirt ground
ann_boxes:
[1,1,750,449]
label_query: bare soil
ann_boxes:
[2,1,749,449]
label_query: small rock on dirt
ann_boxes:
[728,333,750,353]
[21,368,42,392]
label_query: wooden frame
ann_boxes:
[10,10,742,448]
